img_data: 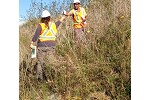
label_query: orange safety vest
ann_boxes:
[71,7,87,28]
[38,22,57,42]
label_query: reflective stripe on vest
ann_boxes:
[39,22,57,42]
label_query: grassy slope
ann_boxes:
[19,0,130,99]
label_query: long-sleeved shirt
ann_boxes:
[32,21,61,47]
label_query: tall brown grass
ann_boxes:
[19,0,130,99]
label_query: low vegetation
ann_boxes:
[19,0,131,99]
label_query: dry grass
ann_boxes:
[19,0,131,99]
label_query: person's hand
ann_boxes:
[83,19,86,22]
[30,44,34,49]
[62,10,66,15]
[30,42,35,49]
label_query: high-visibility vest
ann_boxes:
[38,22,57,42]
[71,7,87,28]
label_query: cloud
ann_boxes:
[19,21,26,26]
[19,18,26,26]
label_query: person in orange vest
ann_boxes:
[30,10,65,82]
[63,0,88,43]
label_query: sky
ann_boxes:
[19,0,66,20]
[19,0,50,20]
[19,0,56,25]
[19,0,30,18]
[19,0,66,25]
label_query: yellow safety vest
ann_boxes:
[71,7,87,28]
[38,22,57,42]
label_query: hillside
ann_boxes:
[19,0,131,99]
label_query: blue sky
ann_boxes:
[19,0,50,20]
[19,0,68,25]
[19,0,30,18]
[19,0,67,21]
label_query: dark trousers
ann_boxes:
[36,47,55,81]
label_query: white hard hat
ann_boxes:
[41,10,50,18]
[73,0,80,3]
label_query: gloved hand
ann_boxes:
[62,10,66,15]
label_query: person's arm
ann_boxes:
[63,9,73,16]
[55,10,73,29]
[82,7,87,22]
[82,16,87,22]
[66,11,73,16]
[30,24,41,48]
[32,25,41,42]
[55,15,67,29]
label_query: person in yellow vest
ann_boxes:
[63,0,87,43]
[30,10,65,82]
